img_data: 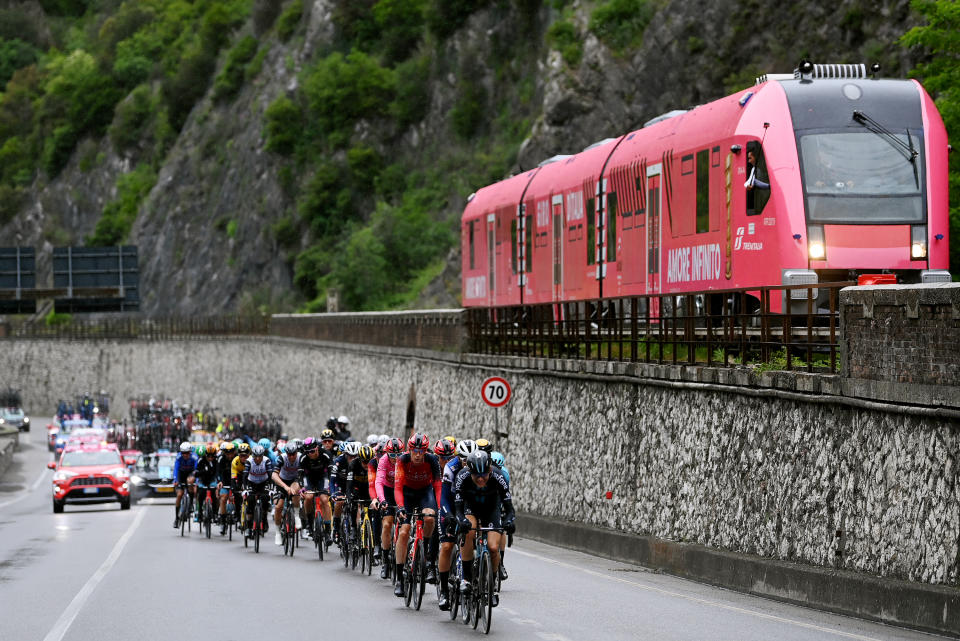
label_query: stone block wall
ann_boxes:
[6,337,960,586]
[841,283,960,407]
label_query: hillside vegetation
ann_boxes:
[0,0,956,316]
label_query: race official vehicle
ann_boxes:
[49,444,131,512]
[129,450,178,499]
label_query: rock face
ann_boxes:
[9,335,960,585]
[0,0,922,315]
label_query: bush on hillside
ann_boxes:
[213,35,259,101]
[589,0,655,53]
[275,0,303,41]
[0,39,41,88]
[87,164,157,246]
[264,95,302,155]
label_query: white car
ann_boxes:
[0,407,28,432]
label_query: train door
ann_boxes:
[552,195,563,300]
[486,213,495,307]
[646,168,662,311]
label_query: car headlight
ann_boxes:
[23,417,29,424]
[130,475,144,485]
[53,470,78,482]
[107,467,130,479]
[0,418,5,425]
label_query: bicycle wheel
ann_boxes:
[413,541,426,611]
[180,496,188,537]
[315,515,324,561]
[461,561,472,626]
[253,503,262,554]
[478,551,493,634]
[450,550,461,621]
[363,519,374,576]
[288,507,296,558]
[204,498,212,539]
[341,519,350,568]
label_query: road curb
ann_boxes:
[518,511,960,637]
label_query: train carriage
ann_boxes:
[462,62,951,315]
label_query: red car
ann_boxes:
[48,444,131,513]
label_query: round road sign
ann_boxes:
[481,377,511,408]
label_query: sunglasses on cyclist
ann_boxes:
[305,446,319,453]
[239,452,250,457]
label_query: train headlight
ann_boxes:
[807,225,826,260]
[911,226,927,260]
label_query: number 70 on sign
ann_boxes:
[481,377,511,408]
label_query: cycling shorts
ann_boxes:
[302,476,328,494]
[464,499,502,530]
[399,486,437,524]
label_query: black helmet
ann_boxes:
[466,451,490,476]
[326,416,338,430]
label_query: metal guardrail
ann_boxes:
[465,283,854,373]
[0,316,270,340]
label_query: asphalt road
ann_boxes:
[0,424,949,641]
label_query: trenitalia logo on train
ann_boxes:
[461,61,950,316]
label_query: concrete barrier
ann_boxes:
[519,511,960,637]
[0,428,20,482]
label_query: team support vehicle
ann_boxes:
[49,444,131,512]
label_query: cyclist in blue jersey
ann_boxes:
[173,441,198,528]
[436,439,476,610]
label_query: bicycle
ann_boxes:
[335,495,353,569]
[243,488,270,554]
[448,538,463,621]
[281,491,299,557]
[224,488,236,541]
[198,484,216,539]
[403,508,428,611]
[177,482,194,538]
[355,499,375,576]
[460,526,502,634]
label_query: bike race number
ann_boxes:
[481,377,511,408]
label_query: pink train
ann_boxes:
[461,62,950,315]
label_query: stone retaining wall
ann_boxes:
[6,337,960,587]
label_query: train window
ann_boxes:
[469,221,475,270]
[696,149,709,233]
[607,192,617,261]
[586,198,596,265]
[525,213,533,265]
[510,220,518,274]
[746,141,770,216]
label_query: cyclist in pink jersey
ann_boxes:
[375,438,403,580]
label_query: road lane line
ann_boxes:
[42,508,146,641]
[510,547,885,641]
[0,469,49,510]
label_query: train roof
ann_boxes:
[463,168,539,223]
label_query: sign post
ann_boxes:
[481,377,512,443]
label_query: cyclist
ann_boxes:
[194,445,220,524]
[375,438,403,580]
[393,432,442,597]
[335,415,351,441]
[454,450,515,608]
[216,441,237,535]
[366,433,379,447]
[173,441,197,528]
[437,439,476,610]
[320,428,336,456]
[345,444,374,548]
[258,437,278,465]
[240,444,274,534]
[272,441,302,546]
[329,441,358,544]
[299,437,333,544]
[490,451,511,580]
[366,441,384,565]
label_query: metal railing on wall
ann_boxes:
[465,282,854,374]
[0,315,270,340]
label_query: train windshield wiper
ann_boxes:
[852,110,919,188]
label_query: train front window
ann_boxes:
[799,132,924,223]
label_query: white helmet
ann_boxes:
[179,441,192,453]
[366,433,379,446]
[338,415,350,425]
[378,434,390,447]
[344,441,361,456]
[456,439,477,458]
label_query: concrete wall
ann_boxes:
[6,336,960,588]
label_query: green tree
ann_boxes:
[0,39,40,88]
[373,0,425,61]
[902,0,960,276]
[87,164,157,245]
[589,0,655,53]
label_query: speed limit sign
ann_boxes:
[481,377,511,408]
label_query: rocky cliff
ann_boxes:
[0,0,926,316]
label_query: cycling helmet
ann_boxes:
[455,439,477,458]
[358,445,375,462]
[385,438,404,456]
[232,439,243,448]
[195,444,205,456]
[179,441,192,453]
[443,435,457,446]
[303,438,319,453]
[434,439,456,458]
[326,416,338,430]
[491,451,505,468]
[258,437,271,449]
[291,438,303,451]
[344,441,361,457]
[284,442,299,455]
[338,415,350,426]
[280,433,289,441]
[366,433,379,446]
[475,438,492,453]
[237,442,251,454]
[377,435,390,448]
[320,428,335,441]
[221,441,235,452]
[251,444,266,457]
[336,441,346,456]
[408,432,430,451]
[466,450,490,475]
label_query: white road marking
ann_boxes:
[511,547,886,641]
[0,468,49,510]
[42,508,146,641]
